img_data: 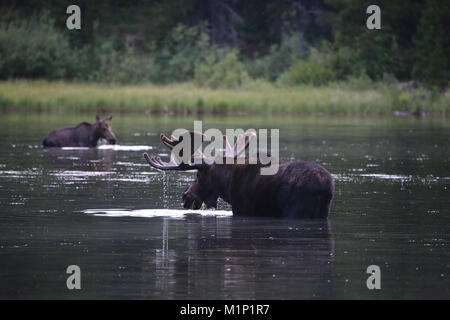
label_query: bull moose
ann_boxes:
[144,131,334,219]
[43,115,117,148]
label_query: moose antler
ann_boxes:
[223,132,257,158]
[144,131,207,171]
[144,131,257,171]
[160,131,206,159]
[143,153,201,171]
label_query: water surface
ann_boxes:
[0,113,449,299]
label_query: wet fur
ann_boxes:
[43,117,116,148]
[194,161,334,219]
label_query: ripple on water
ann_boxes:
[97,145,152,151]
[52,171,114,177]
[61,147,90,150]
[359,173,411,180]
[82,208,233,219]
[59,145,152,151]
[0,170,41,178]
[333,173,448,184]
[115,161,148,166]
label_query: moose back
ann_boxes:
[43,115,116,148]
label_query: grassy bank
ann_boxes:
[0,80,448,115]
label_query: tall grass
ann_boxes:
[0,80,448,115]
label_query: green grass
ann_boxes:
[0,80,448,115]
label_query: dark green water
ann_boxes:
[0,113,449,299]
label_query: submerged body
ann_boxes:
[43,116,116,148]
[184,161,334,219]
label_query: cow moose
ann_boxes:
[43,115,117,148]
[144,131,334,219]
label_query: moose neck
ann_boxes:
[209,164,236,204]
[90,124,102,147]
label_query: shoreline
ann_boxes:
[0,80,448,116]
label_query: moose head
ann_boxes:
[95,115,117,145]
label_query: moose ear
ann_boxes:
[106,115,113,122]
[95,115,100,122]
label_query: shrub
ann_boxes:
[89,41,158,84]
[281,58,336,86]
[154,24,217,83]
[245,34,308,82]
[0,12,80,79]
[334,72,374,90]
[301,42,364,81]
[194,51,250,89]
[412,0,449,88]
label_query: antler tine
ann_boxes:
[160,133,176,150]
[221,135,233,158]
[222,135,232,150]
[143,153,202,171]
[234,132,257,158]
[159,131,207,162]
[155,157,165,166]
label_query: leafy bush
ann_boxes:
[154,24,216,83]
[89,41,158,84]
[194,51,250,89]
[0,13,80,79]
[330,72,374,90]
[0,17,214,84]
[280,58,336,86]
[312,43,363,80]
[245,34,308,82]
[412,0,449,88]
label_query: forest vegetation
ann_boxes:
[0,0,448,114]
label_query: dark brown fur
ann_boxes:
[43,115,116,148]
[183,160,334,219]
[145,132,334,219]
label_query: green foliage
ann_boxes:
[89,41,157,84]
[332,73,374,90]
[412,0,450,88]
[194,51,250,89]
[312,43,362,80]
[281,58,336,86]
[326,0,431,81]
[0,2,448,90]
[245,34,307,82]
[0,12,80,79]
[2,80,449,115]
[154,24,216,83]
[355,32,405,80]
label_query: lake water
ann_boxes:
[0,113,449,299]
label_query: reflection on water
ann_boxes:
[83,208,233,218]
[97,145,152,151]
[0,113,449,299]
